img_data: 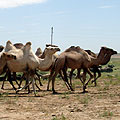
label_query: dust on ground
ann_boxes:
[0,77,120,120]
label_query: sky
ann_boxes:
[0,0,120,53]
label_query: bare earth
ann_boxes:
[0,77,120,120]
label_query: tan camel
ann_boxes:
[1,42,25,89]
[5,41,60,95]
[47,46,117,94]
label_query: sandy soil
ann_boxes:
[0,78,120,120]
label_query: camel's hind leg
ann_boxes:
[47,69,54,91]
[62,68,74,91]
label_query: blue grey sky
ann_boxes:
[0,0,120,53]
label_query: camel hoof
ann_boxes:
[82,90,88,94]
[47,89,51,91]
[16,88,22,93]
[71,88,74,91]
[1,87,4,90]
[91,80,94,83]
[52,91,58,94]
[16,90,19,93]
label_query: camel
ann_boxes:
[1,42,43,90]
[47,46,117,94]
[5,41,60,95]
[69,48,117,86]
[1,42,25,89]
[69,49,99,86]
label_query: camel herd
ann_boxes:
[0,40,117,96]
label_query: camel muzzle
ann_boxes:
[113,50,117,55]
[56,48,60,51]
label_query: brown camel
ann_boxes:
[70,48,117,86]
[47,46,117,94]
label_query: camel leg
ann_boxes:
[16,80,32,93]
[92,68,101,86]
[62,68,74,91]
[82,69,87,93]
[35,70,43,86]
[69,69,75,86]
[58,70,70,90]
[24,72,31,93]
[51,70,60,94]
[19,73,26,88]
[76,68,81,79]
[34,76,41,91]
[32,78,36,96]
[1,72,7,89]
[47,69,54,91]
[7,70,16,90]
[84,69,94,91]
[13,72,21,88]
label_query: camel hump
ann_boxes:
[35,47,42,56]
[85,50,97,58]
[65,46,82,52]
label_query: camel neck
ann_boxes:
[38,54,53,71]
[90,48,106,67]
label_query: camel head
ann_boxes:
[0,45,4,52]
[35,47,42,57]
[101,47,117,55]
[44,46,60,56]
[99,47,117,65]
[1,52,16,61]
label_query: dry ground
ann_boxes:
[0,75,120,120]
